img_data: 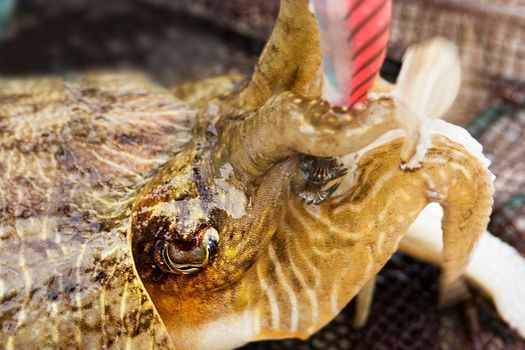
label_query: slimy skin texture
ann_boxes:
[236,0,323,110]
[240,137,493,340]
[0,73,183,349]
[0,1,496,349]
[218,92,399,181]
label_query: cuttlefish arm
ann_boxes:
[211,30,492,341]
[219,35,463,186]
[237,0,322,110]
[401,203,525,337]
[227,120,493,341]
[218,93,401,181]
[351,38,522,332]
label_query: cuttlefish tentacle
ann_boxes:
[218,92,400,182]
[240,129,493,339]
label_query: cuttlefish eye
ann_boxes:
[153,226,219,275]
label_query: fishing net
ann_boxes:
[1,1,524,349]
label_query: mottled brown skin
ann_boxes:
[0,73,184,349]
[0,0,494,349]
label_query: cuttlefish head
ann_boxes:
[131,138,302,296]
[131,0,324,298]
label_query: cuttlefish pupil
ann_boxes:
[154,226,219,275]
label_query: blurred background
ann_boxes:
[1,0,524,349]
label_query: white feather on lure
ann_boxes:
[392,38,462,167]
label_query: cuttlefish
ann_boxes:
[1,0,523,349]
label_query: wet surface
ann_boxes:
[1,2,523,349]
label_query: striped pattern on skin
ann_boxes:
[243,136,493,339]
[313,0,391,106]
[0,72,196,349]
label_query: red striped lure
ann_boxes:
[313,0,392,107]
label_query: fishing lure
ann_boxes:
[312,0,391,106]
